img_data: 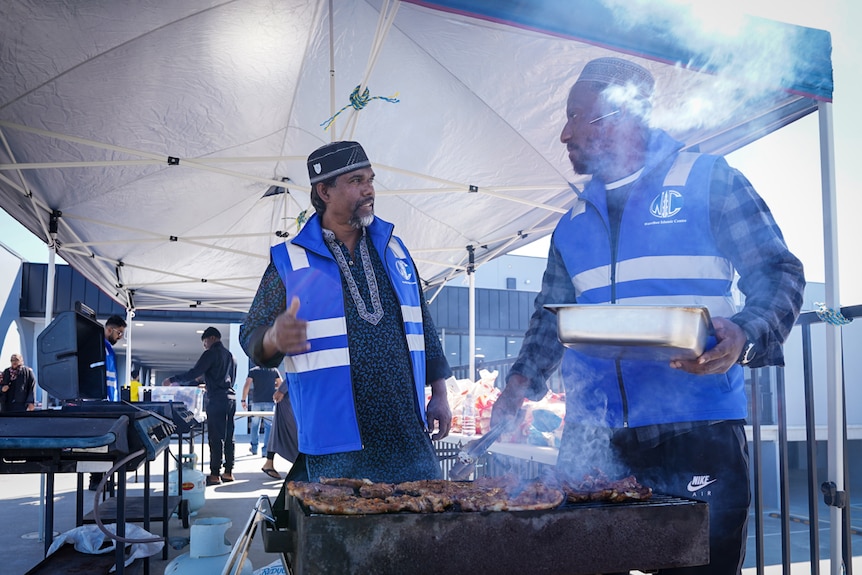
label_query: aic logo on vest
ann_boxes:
[649,190,683,219]
[395,259,413,282]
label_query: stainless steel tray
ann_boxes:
[545,304,714,361]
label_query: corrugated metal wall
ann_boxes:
[18,263,245,323]
[426,285,535,335]
[20,263,538,335]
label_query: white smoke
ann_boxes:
[602,0,807,133]
[603,83,652,123]
[556,361,629,480]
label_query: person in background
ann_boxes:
[103,315,127,402]
[239,140,452,486]
[490,57,805,575]
[129,368,142,402]
[0,353,37,412]
[261,374,299,480]
[163,327,237,486]
[241,364,282,456]
[89,315,127,490]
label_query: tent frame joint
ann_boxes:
[820,481,847,508]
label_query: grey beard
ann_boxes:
[350,213,374,229]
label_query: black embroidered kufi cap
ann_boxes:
[307,141,371,185]
[575,57,655,99]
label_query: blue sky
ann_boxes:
[0,210,66,264]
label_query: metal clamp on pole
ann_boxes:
[820,481,847,508]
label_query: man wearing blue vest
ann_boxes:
[240,140,452,485]
[88,314,127,490]
[103,315,126,402]
[491,58,804,575]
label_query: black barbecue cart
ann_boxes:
[0,305,181,574]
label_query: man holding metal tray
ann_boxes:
[491,57,805,575]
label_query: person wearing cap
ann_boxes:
[491,57,804,574]
[239,140,452,487]
[163,326,238,485]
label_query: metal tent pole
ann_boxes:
[38,226,57,543]
[467,246,476,382]
[125,306,134,392]
[817,101,846,575]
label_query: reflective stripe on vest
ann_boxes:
[553,151,745,427]
[562,152,735,318]
[270,216,428,454]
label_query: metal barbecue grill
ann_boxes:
[0,409,174,471]
[63,400,199,433]
[270,492,709,575]
[0,409,176,574]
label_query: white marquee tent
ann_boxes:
[0,1,846,571]
[0,0,833,314]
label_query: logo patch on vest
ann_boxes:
[649,190,684,219]
[396,259,413,281]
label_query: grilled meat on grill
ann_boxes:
[557,470,653,503]
[287,471,650,515]
[288,476,564,514]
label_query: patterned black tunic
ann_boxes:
[239,232,451,483]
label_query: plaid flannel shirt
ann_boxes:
[510,146,805,404]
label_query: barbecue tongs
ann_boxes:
[448,417,516,481]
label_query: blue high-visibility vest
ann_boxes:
[554,136,746,427]
[271,214,427,455]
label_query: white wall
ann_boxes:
[446,254,547,292]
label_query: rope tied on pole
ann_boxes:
[296,209,308,229]
[814,302,852,325]
[320,85,399,131]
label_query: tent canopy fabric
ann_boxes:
[0,0,833,315]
